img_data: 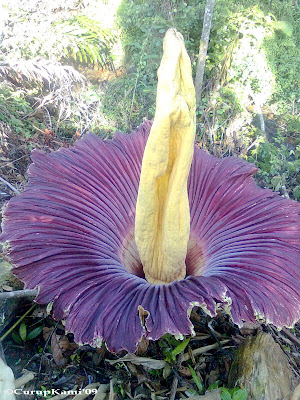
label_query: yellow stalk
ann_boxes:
[135,29,196,284]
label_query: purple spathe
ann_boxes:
[1,120,300,352]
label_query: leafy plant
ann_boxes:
[0,77,108,141]
[1,8,115,69]
[206,382,248,400]
[247,132,300,200]
[220,387,248,400]
[12,322,43,344]
[164,337,190,363]
[0,83,45,138]
[106,0,205,130]
[52,15,115,67]
[189,365,204,394]
[101,73,156,131]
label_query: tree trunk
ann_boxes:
[195,0,215,102]
[228,332,298,400]
[160,0,173,21]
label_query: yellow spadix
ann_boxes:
[135,29,196,285]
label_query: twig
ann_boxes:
[281,327,300,347]
[32,124,47,134]
[79,117,94,138]
[1,154,28,167]
[246,137,260,153]
[169,376,178,400]
[15,371,35,388]
[208,320,222,338]
[0,176,20,195]
[73,383,100,400]
[203,111,214,144]
[182,339,230,362]
[0,289,38,300]
[109,378,116,400]
[169,351,183,400]
[93,384,110,400]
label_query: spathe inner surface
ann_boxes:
[121,229,206,281]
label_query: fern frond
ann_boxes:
[52,15,116,67]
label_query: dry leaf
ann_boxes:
[51,334,69,367]
[43,326,54,341]
[109,378,117,400]
[126,362,148,383]
[106,354,166,370]
[43,327,77,367]
[136,337,149,355]
[239,321,261,335]
[2,285,13,291]
[93,383,110,400]
[32,307,48,318]
[178,366,193,377]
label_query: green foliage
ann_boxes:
[114,384,127,398]
[12,322,43,344]
[206,382,248,400]
[211,0,300,112]
[102,0,205,130]
[171,338,190,357]
[1,0,299,203]
[40,385,53,399]
[164,338,190,363]
[220,387,248,400]
[158,334,190,364]
[51,85,110,138]
[263,29,300,111]
[196,87,243,145]
[52,15,115,66]
[118,0,205,64]
[189,365,204,394]
[1,8,115,68]
[0,84,45,137]
[246,132,300,200]
[101,73,156,131]
[0,82,108,141]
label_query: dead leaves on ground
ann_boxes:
[43,327,78,367]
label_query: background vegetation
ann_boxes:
[0,0,299,200]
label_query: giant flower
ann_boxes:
[1,30,300,353]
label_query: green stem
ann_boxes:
[0,304,36,342]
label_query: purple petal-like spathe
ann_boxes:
[1,120,300,352]
[188,151,300,327]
